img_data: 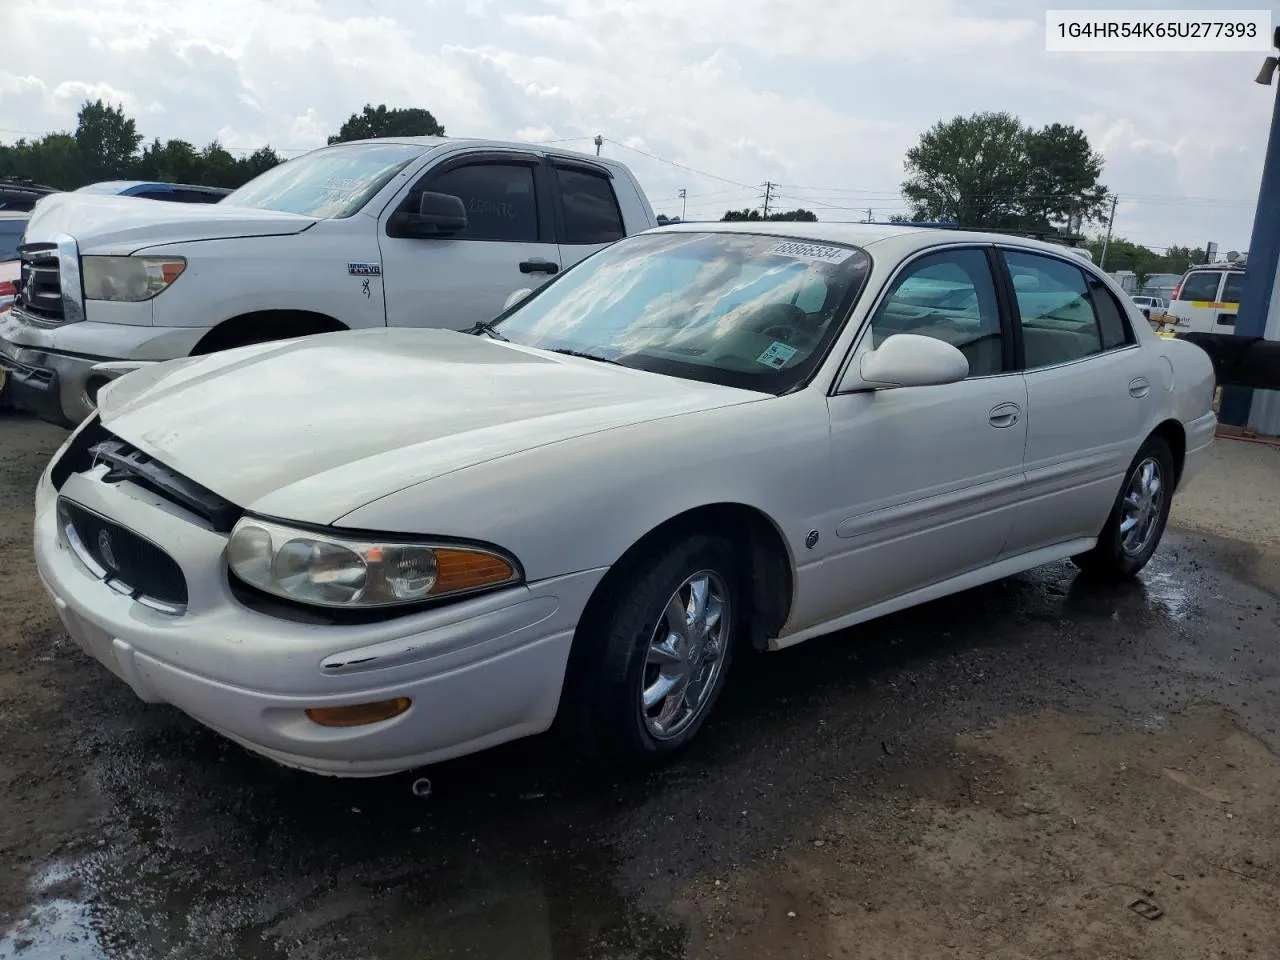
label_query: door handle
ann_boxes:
[988,402,1020,428]
[1128,377,1150,399]
[519,259,559,275]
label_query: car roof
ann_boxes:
[651,219,1099,260]
[315,136,637,174]
[76,180,231,194]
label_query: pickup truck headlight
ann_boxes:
[82,256,186,302]
[226,518,521,609]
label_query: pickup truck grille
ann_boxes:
[15,243,66,323]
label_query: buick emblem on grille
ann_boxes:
[97,530,118,571]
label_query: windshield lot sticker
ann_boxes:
[348,262,382,276]
[766,241,854,264]
[757,340,799,369]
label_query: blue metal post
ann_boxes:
[1219,63,1280,426]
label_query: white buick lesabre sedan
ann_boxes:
[34,222,1217,777]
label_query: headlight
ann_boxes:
[226,518,521,609]
[82,255,186,302]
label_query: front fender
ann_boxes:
[334,391,833,585]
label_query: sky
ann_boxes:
[1,0,1276,253]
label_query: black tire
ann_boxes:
[564,532,741,768]
[1072,435,1175,580]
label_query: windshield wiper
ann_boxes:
[546,347,625,366]
[464,321,509,341]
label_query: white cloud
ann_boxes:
[0,0,1271,248]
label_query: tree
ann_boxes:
[238,146,282,181]
[75,100,142,183]
[1080,236,1208,282]
[721,207,818,222]
[0,133,83,189]
[902,111,1109,231]
[327,104,445,144]
[0,101,284,192]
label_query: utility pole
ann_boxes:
[679,188,687,221]
[762,181,773,219]
[593,134,603,156]
[865,207,872,223]
[1098,195,1119,270]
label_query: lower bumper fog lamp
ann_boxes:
[305,697,412,727]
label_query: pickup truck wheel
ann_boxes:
[1072,435,1174,580]
[570,533,739,767]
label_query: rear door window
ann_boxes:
[1176,271,1224,302]
[555,166,625,244]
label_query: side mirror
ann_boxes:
[840,333,969,391]
[394,191,467,237]
[1012,273,1039,292]
[503,287,533,312]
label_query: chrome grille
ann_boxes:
[57,498,189,614]
[13,234,84,325]
[16,244,63,322]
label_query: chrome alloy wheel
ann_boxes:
[1120,457,1164,556]
[640,570,730,740]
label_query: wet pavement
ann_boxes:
[2,413,1279,960]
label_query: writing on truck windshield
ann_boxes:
[220,143,424,218]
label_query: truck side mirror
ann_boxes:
[392,192,468,238]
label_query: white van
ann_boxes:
[1165,264,1245,334]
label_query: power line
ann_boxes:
[600,138,755,188]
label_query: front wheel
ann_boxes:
[1072,435,1175,580]
[567,533,740,766]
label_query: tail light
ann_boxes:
[0,278,16,313]
[1171,280,1183,301]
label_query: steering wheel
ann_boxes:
[743,302,809,344]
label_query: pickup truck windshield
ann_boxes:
[220,143,424,219]
[492,231,872,394]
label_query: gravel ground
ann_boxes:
[1,413,1278,960]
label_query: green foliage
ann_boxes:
[74,100,142,184]
[721,208,818,222]
[1081,237,1207,283]
[327,105,445,144]
[0,100,285,192]
[902,111,1108,230]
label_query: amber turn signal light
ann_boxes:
[305,697,412,727]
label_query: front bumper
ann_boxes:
[34,463,603,776]
[0,311,204,427]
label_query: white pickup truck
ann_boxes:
[0,137,658,426]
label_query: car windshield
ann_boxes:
[220,143,424,219]
[492,231,872,393]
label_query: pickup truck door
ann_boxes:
[378,151,563,330]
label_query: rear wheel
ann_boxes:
[566,533,740,767]
[1072,435,1174,580]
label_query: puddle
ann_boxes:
[0,862,107,960]
[0,729,687,960]
[1141,562,1196,621]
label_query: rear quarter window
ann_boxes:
[1176,271,1223,302]
[1220,272,1244,305]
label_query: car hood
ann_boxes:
[24,193,316,254]
[97,328,764,524]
